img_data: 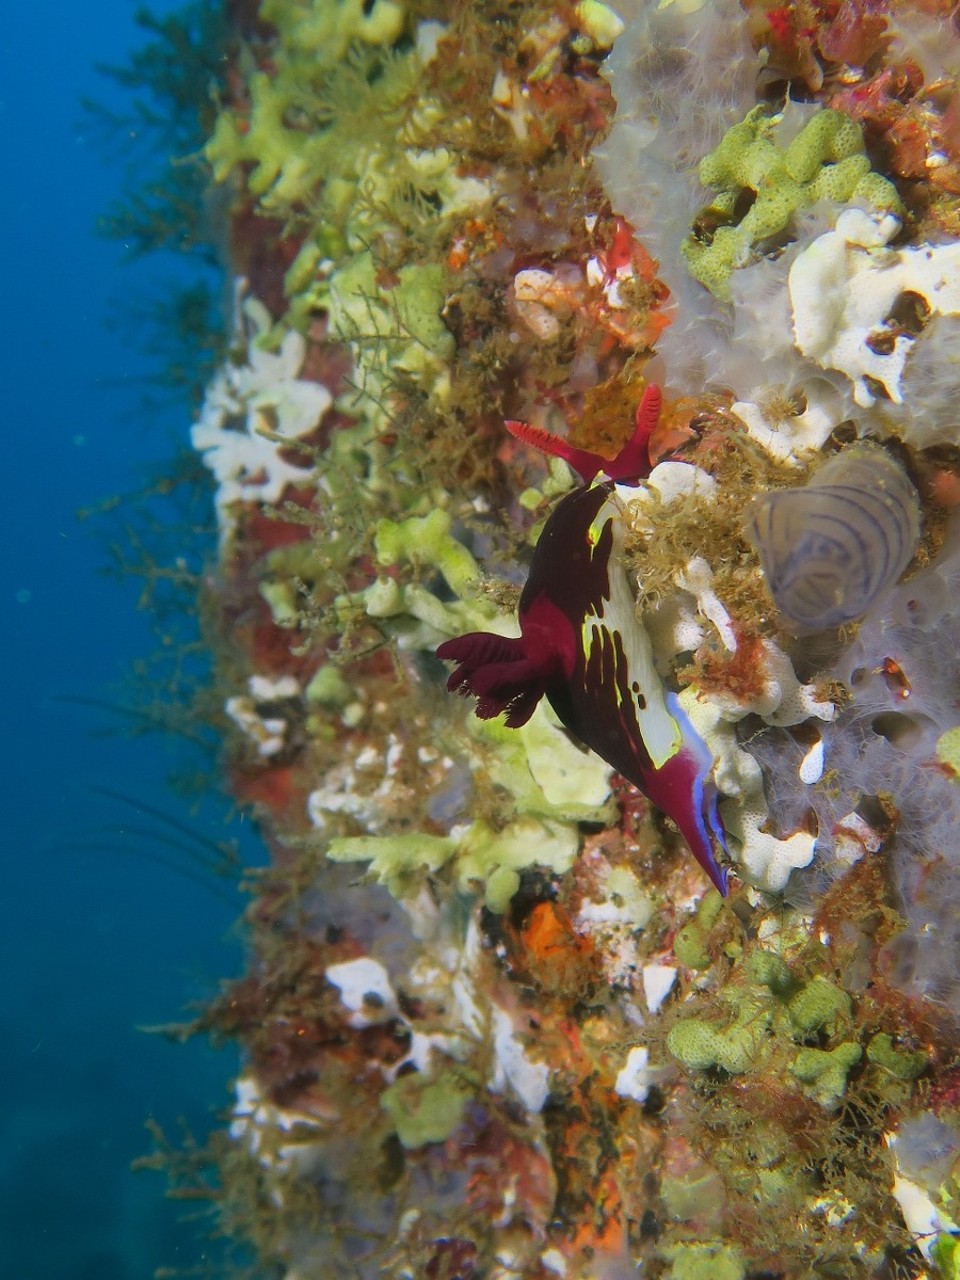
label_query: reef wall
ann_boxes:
[175,0,960,1275]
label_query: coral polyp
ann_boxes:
[131,0,960,1275]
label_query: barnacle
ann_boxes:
[745,444,921,633]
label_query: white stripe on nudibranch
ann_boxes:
[583,493,682,770]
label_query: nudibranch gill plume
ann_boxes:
[437,387,729,895]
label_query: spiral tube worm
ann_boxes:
[746,444,921,633]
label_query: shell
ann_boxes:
[746,445,921,633]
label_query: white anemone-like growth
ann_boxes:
[192,284,332,539]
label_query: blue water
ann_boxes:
[1,3,245,1275]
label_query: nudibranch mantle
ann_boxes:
[437,387,729,894]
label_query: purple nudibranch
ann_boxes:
[437,387,729,895]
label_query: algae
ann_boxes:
[684,105,902,300]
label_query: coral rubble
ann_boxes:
[148,0,960,1274]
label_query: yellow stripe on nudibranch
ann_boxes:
[586,505,610,551]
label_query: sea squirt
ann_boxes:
[437,388,729,895]
[746,443,921,633]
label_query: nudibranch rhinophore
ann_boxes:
[437,387,729,895]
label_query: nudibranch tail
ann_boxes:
[639,696,729,897]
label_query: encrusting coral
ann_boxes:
[126,0,960,1276]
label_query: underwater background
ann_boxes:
[2,2,240,1276]
[6,0,960,1277]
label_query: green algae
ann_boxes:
[655,882,940,1267]
[865,1032,928,1081]
[205,3,414,214]
[326,255,456,409]
[683,105,903,300]
[667,1010,771,1074]
[327,831,457,897]
[203,0,490,411]
[327,808,588,912]
[673,890,725,969]
[359,507,498,647]
[786,975,852,1038]
[380,1069,470,1148]
[933,1231,960,1280]
[305,663,354,709]
[261,0,406,58]
[456,817,580,912]
[746,948,800,999]
[790,1042,863,1106]
[668,945,861,1104]
[662,1242,746,1280]
[374,509,481,600]
[937,726,960,781]
[472,708,614,827]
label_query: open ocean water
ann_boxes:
[1,3,243,1276]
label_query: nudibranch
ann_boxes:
[437,387,729,894]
